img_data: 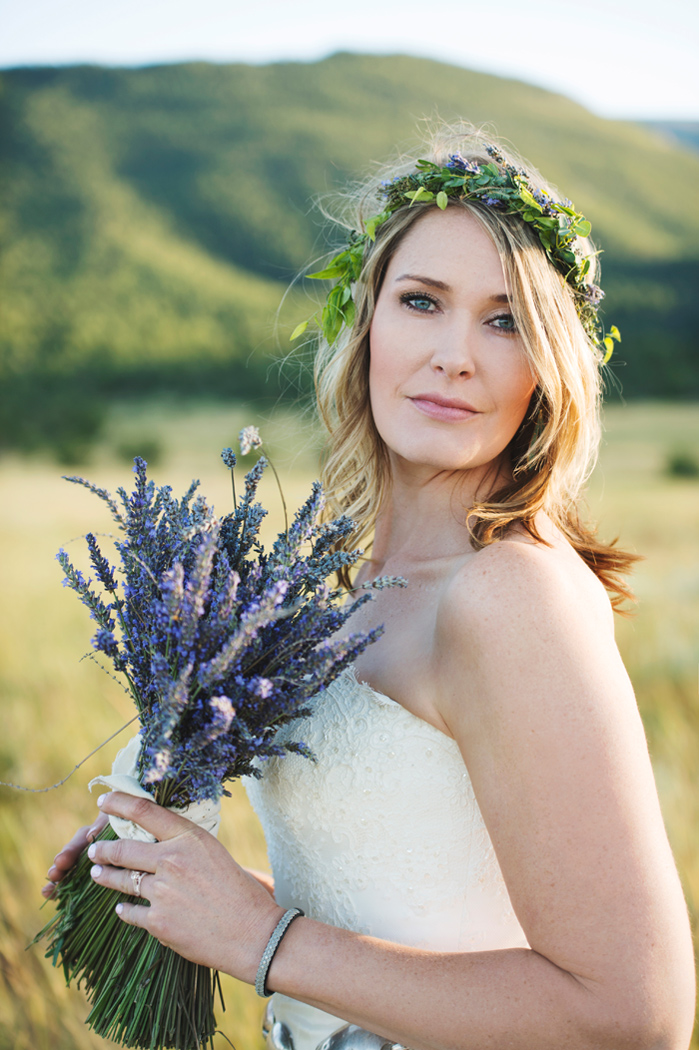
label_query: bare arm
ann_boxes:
[87,543,695,1049]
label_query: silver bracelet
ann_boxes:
[255,907,304,998]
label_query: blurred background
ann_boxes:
[1,1,698,1046]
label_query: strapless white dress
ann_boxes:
[245,666,527,1050]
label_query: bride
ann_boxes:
[44,128,695,1050]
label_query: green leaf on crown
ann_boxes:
[405,187,434,204]
[519,188,541,211]
[308,261,350,281]
[603,325,621,362]
[321,301,343,345]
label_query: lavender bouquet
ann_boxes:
[36,433,394,1050]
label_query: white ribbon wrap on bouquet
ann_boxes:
[88,734,221,842]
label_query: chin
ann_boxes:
[391,443,502,476]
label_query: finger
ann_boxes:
[115,899,152,931]
[47,822,97,883]
[90,861,154,901]
[87,811,110,842]
[98,791,199,842]
[87,836,158,873]
[41,880,57,900]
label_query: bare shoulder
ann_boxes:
[432,520,629,738]
[438,521,614,652]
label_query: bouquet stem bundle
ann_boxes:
[38,826,220,1049]
[35,436,402,1049]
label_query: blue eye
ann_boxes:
[400,292,438,313]
[490,313,517,332]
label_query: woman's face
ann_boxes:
[368,207,537,480]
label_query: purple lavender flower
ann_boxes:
[252,677,274,699]
[581,283,605,304]
[143,749,171,784]
[210,695,236,727]
[360,575,408,591]
[59,450,394,805]
[446,153,480,174]
[485,143,506,164]
[93,626,117,653]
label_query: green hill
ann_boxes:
[2,54,698,455]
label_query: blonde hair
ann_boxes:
[313,125,637,607]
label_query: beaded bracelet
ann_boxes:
[255,907,305,998]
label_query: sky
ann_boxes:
[1,0,698,120]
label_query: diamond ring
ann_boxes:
[130,869,147,897]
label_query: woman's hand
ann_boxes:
[41,811,109,898]
[86,791,284,981]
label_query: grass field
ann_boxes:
[0,400,697,1048]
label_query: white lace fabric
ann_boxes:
[245,666,527,1049]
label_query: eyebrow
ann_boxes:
[395,273,451,291]
[394,274,511,304]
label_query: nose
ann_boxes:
[429,314,476,378]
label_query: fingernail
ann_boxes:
[87,826,98,842]
[90,864,102,878]
[87,844,96,860]
[115,903,124,915]
[97,794,107,807]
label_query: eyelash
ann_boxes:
[399,293,518,334]
[399,291,439,313]
[489,312,518,333]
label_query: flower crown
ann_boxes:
[293,144,619,362]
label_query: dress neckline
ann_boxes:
[347,663,400,706]
[345,664,457,743]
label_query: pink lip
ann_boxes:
[409,393,479,422]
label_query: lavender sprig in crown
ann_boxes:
[58,435,399,808]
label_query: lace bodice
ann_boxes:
[245,666,526,954]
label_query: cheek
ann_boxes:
[487,362,537,450]
[500,356,537,418]
[367,351,393,437]
[367,320,400,408]
[369,303,426,386]
[367,325,414,452]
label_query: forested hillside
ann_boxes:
[2,54,698,456]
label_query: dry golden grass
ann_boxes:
[0,400,696,1048]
